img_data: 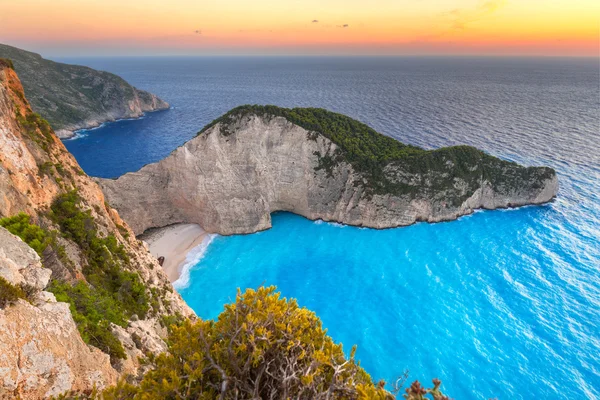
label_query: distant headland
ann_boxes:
[0,43,169,139]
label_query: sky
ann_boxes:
[0,0,598,57]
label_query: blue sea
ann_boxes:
[58,56,600,399]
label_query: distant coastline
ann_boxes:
[60,107,172,140]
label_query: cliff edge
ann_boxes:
[0,44,169,139]
[98,105,558,236]
[0,58,191,399]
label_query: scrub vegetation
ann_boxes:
[47,190,150,361]
[0,276,31,309]
[100,286,450,400]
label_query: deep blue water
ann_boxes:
[58,56,599,399]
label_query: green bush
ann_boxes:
[101,287,451,400]
[103,287,395,399]
[0,276,28,308]
[15,111,55,153]
[0,213,51,256]
[49,191,149,320]
[49,280,127,361]
[45,191,150,360]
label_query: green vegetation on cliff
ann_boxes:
[46,191,150,360]
[49,280,129,360]
[0,195,151,361]
[0,213,52,256]
[2,213,451,398]
[0,276,31,309]
[0,57,14,70]
[199,105,555,199]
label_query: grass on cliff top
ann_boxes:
[198,105,425,162]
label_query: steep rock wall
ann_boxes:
[0,62,193,398]
[0,228,118,399]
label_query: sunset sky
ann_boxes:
[0,0,598,57]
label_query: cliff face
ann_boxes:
[98,107,558,236]
[0,60,192,398]
[0,44,169,139]
[0,228,118,399]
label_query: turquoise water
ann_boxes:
[178,208,599,399]
[58,57,600,398]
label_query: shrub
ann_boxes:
[0,213,51,256]
[0,57,14,70]
[103,286,397,399]
[44,191,151,360]
[15,112,55,152]
[0,277,28,308]
[49,280,127,361]
[49,191,149,320]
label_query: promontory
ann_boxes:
[0,43,169,139]
[98,105,558,235]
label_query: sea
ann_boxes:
[58,56,600,399]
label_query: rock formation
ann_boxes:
[0,57,192,398]
[0,228,118,399]
[0,44,169,139]
[98,105,558,236]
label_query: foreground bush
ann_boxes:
[103,286,396,399]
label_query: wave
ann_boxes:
[173,234,217,290]
[313,219,347,228]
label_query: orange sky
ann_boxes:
[0,0,598,56]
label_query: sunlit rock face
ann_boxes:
[0,61,193,398]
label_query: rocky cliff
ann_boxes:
[0,44,169,139]
[98,105,558,236]
[0,227,118,399]
[0,59,192,399]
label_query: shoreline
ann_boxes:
[59,107,172,140]
[140,223,207,283]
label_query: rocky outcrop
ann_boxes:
[0,43,169,139]
[0,228,118,399]
[98,106,558,236]
[0,60,192,398]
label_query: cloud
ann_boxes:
[336,24,349,28]
[312,19,319,23]
[194,29,202,34]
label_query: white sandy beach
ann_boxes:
[141,223,207,282]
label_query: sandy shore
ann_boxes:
[140,223,207,282]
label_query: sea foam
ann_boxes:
[173,234,217,290]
